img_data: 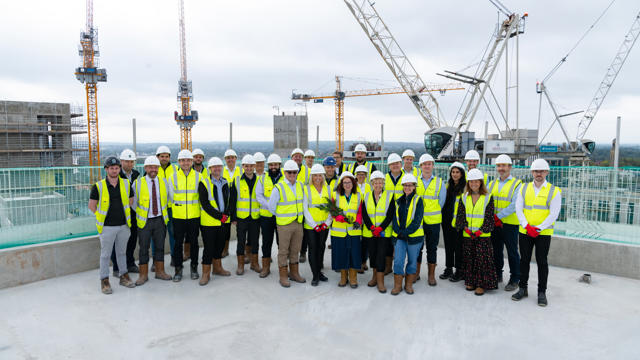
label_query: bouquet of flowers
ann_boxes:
[317,196,361,230]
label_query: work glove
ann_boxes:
[221,214,228,223]
[370,225,376,231]
[464,228,473,237]
[494,214,503,228]
[335,215,346,223]
[320,223,328,231]
[525,224,540,238]
[314,225,322,233]
[474,230,483,238]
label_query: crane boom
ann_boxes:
[343,0,443,129]
[175,0,198,151]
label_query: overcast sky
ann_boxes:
[1,0,638,146]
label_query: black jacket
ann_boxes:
[198,178,230,222]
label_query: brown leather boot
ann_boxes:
[279,266,290,287]
[391,274,403,295]
[212,259,231,276]
[338,270,348,287]
[288,263,306,283]
[154,261,172,280]
[199,265,211,286]
[428,263,437,286]
[222,240,229,258]
[414,262,422,283]
[376,270,386,293]
[367,269,377,287]
[250,254,262,273]
[135,264,149,286]
[184,243,191,261]
[405,274,416,294]
[119,273,135,288]
[348,268,358,289]
[259,257,271,278]
[236,255,245,275]
[101,278,112,294]
[384,256,393,275]
[244,245,251,264]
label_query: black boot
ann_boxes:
[190,263,199,280]
[538,291,548,307]
[173,266,183,282]
[319,272,328,282]
[439,267,453,280]
[449,270,463,283]
[511,288,528,301]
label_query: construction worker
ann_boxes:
[355,164,371,273]
[268,160,306,287]
[191,148,208,176]
[169,149,201,282]
[111,149,140,277]
[229,154,262,275]
[323,156,339,192]
[291,147,304,175]
[89,156,135,294]
[512,158,561,307]
[332,150,346,176]
[331,171,363,288]
[488,154,522,291]
[222,149,241,258]
[303,164,332,286]
[383,153,404,275]
[401,149,421,178]
[299,149,315,185]
[254,152,266,177]
[155,145,177,267]
[465,149,489,184]
[132,156,172,285]
[198,157,232,285]
[348,143,377,179]
[415,153,446,286]
[255,153,283,278]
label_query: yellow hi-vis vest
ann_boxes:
[158,163,177,208]
[331,191,362,237]
[357,182,371,196]
[488,177,522,225]
[304,183,330,230]
[94,178,131,234]
[392,193,425,238]
[200,177,222,227]
[362,190,393,237]
[223,166,241,186]
[171,169,201,219]
[348,161,374,181]
[193,165,209,178]
[452,193,462,227]
[404,166,421,179]
[417,175,443,225]
[519,182,561,236]
[275,181,304,226]
[462,193,491,238]
[325,177,338,196]
[134,176,168,229]
[235,175,260,220]
[385,172,404,200]
[297,164,311,184]
[260,174,282,217]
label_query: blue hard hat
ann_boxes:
[322,156,337,166]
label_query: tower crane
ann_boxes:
[174,0,198,151]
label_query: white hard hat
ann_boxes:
[253,152,266,162]
[207,157,223,167]
[369,170,385,181]
[177,149,193,160]
[192,148,205,157]
[304,149,315,158]
[449,161,465,170]
[310,164,325,175]
[464,150,480,161]
[283,160,299,171]
[401,174,418,185]
[467,169,484,181]
[387,153,402,164]
[355,165,368,174]
[241,154,256,165]
[354,144,367,152]
[267,153,282,164]
[495,154,512,165]
[402,149,415,158]
[530,158,550,171]
[156,145,171,155]
[144,156,160,166]
[339,171,355,182]
[419,153,435,165]
[291,148,304,156]
[224,149,237,158]
[119,149,136,161]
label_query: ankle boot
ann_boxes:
[384,256,393,275]
[405,274,416,294]
[250,254,262,273]
[288,263,306,283]
[154,261,172,280]
[222,240,230,258]
[184,242,191,261]
[338,270,348,287]
[367,269,377,287]
[236,255,245,275]
[135,264,149,286]
[119,273,135,288]
[173,266,183,282]
[427,263,437,286]
[190,263,199,280]
[376,271,386,293]
[414,262,421,283]
[391,274,403,295]
[259,257,271,278]
[348,268,358,289]
[199,265,211,286]
[213,259,231,276]
[101,278,112,294]
[279,266,290,287]
[244,245,251,264]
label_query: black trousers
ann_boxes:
[305,228,329,279]
[260,216,279,258]
[173,218,200,268]
[201,225,225,264]
[442,220,463,270]
[138,217,166,264]
[236,218,260,255]
[301,229,308,255]
[366,236,390,272]
[361,237,369,265]
[519,233,551,292]
[111,216,137,271]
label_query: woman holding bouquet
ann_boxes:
[303,164,332,286]
[330,171,363,288]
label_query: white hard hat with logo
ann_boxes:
[144,156,160,166]
[120,149,136,161]
[177,149,193,160]
[156,145,171,155]
[267,153,282,164]
[241,154,256,165]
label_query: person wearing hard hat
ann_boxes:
[223,149,241,185]
[330,171,363,288]
[354,164,371,273]
[169,149,202,282]
[290,148,304,170]
[512,158,561,307]
[255,153,283,278]
[191,148,209,177]
[454,168,498,296]
[348,143,377,180]
[253,152,266,177]
[323,156,339,192]
[155,145,178,267]
[401,149,421,178]
[132,156,172,285]
[296,149,315,186]
[415,153,446,286]
[487,154,522,291]
[390,174,424,295]
[464,150,489,184]
[268,160,306,287]
[332,150,347,176]
[303,164,332,286]
[383,153,404,275]
[198,157,232,285]
[88,156,135,294]
[361,170,395,293]
[441,162,467,282]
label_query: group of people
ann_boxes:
[90,144,561,306]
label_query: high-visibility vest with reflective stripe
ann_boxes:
[519,182,561,236]
[158,164,177,208]
[403,167,421,179]
[223,166,241,186]
[392,194,424,238]
[462,193,491,238]
[357,182,371,196]
[170,169,201,219]
[385,173,404,200]
[297,164,311,184]
[194,166,209,178]
[94,178,131,234]
[235,175,260,220]
[304,183,330,230]
[259,174,282,217]
[200,177,222,227]
[417,175,443,225]
[348,162,374,181]
[488,177,522,225]
[325,177,338,197]
[134,176,168,229]
[452,193,462,228]
[331,192,362,237]
[275,181,304,226]
[362,191,392,237]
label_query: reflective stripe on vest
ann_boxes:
[304,183,330,230]
[462,193,491,237]
[223,166,241,186]
[349,162,373,182]
[200,177,222,226]
[488,177,522,225]
[171,170,201,219]
[235,175,260,220]
[385,173,403,200]
[392,194,424,238]
[135,176,168,229]
[362,191,392,237]
[260,174,281,217]
[158,164,176,208]
[330,192,362,237]
[95,178,131,234]
[418,176,443,224]
[275,182,304,225]
[519,182,561,236]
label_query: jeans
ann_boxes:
[393,239,421,275]
[99,225,130,279]
[491,223,521,283]
[519,233,551,292]
[260,216,278,258]
[417,223,440,265]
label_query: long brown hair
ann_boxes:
[465,179,488,196]
[336,175,357,196]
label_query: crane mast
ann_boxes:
[175,0,198,151]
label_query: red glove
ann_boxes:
[494,214,503,228]
[314,225,322,233]
[221,214,228,223]
[335,215,346,223]
[320,223,328,231]
[464,228,473,237]
[474,230,483,238]
[375,226,384,237]
[525,224,540,238]
[370,225,376,231]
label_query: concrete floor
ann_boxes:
[1,246,639,360]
